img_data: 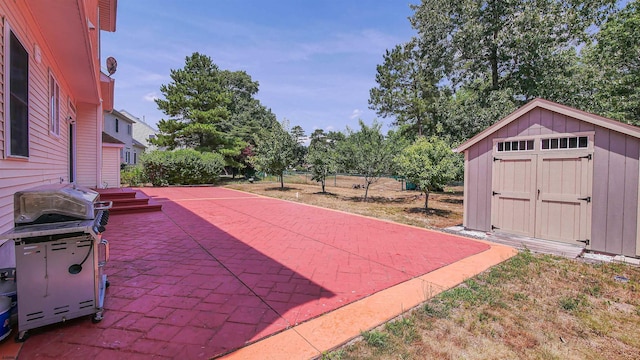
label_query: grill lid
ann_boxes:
[14,184,101,225]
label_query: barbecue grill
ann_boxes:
[0,184,111,341]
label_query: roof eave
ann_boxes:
[455,98,640,152]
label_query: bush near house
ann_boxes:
[141,149,224,186]
[120,165,148,186]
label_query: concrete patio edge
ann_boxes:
[219,241,517,359]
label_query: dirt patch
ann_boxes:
[225,174,463,229]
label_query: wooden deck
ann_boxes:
[444,226,585,259]
[486,232,585,258]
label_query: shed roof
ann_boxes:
[455,98,640,152]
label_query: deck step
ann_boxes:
[108,203,163,214]
[96,189,137,200]
[95,188,162,215]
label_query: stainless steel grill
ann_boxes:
[0,184,110,342]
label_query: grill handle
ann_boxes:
[94,201,113,210]
[99,239,110,267]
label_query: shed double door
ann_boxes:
[491,152,592,244]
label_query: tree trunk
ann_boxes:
[280,172,284,189]
[364,182,370,201]
[321,179,326,193]
[424,190,430,210]
[490,32,499,90]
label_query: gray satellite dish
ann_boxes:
[106,56,117,76]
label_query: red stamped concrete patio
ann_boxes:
[11,187,514,359]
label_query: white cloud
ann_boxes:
[350,109,363,119]
[143,92,159,102]
[325,125,335,131]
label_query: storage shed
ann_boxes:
[455,98,640,258]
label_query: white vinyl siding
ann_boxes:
[101,146,120,188]
[0,0,102,233]
[0,17,4,157]
[0,12,74,234]
[75,103,99,187]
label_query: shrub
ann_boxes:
[120,165,148,186]
[140,149,224,186]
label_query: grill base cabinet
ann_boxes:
[14,233,109,340]
[0,184,110,342]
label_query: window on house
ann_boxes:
[49,72,60,136]
[133,152,137,164]
[115,118,119,132]
[125,150,130,163]
[127,124,132,135]
[7,30,30,157]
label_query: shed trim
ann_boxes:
[455,98,640,153]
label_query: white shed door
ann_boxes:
[535,153,592,243]
[491,155,537,236]
[492,152,592,245]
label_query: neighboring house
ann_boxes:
[101,132,124,188]
[103,109,140,166]
[456,98,640,258]
[0,0,118,267]
[132,139,147,165]
[118,110,160,152]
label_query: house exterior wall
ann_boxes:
[101,145,121,188]
[0,1,114,236]
[464,107,639,257]
[0,7,73,233]
[132,143,145,165]
[75,103,100,187]
[0,17,4,156]
[119,110,159,151]
[104,111,134,164]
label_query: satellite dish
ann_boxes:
[106,56,117,76]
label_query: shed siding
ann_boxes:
[0,6,77,234]
[464,106,640,256]
[590,128,639,256]
[464,136,493,231]
[591,129,610,251]
[623,139,639,256]
[75,104,99,187]
[604,131,625,254]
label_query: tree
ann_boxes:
[410,0,616,99]
[435,83,518,142]
[582,0,640,124]
[251,121,297,189]
[153,53,231,151]
[309,129,327,148]
[395,136,457,210]
[369,39,442,137]
[306,135,337,193]
[338,120,394,201]
[290,125,307,168]
[152,52,276,173]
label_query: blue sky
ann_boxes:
[101,1,418,135]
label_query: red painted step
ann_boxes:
[95,188,162,214]
[108,203,163,214]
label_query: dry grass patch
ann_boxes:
[225,174,463,229]
[323,252,640,360]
